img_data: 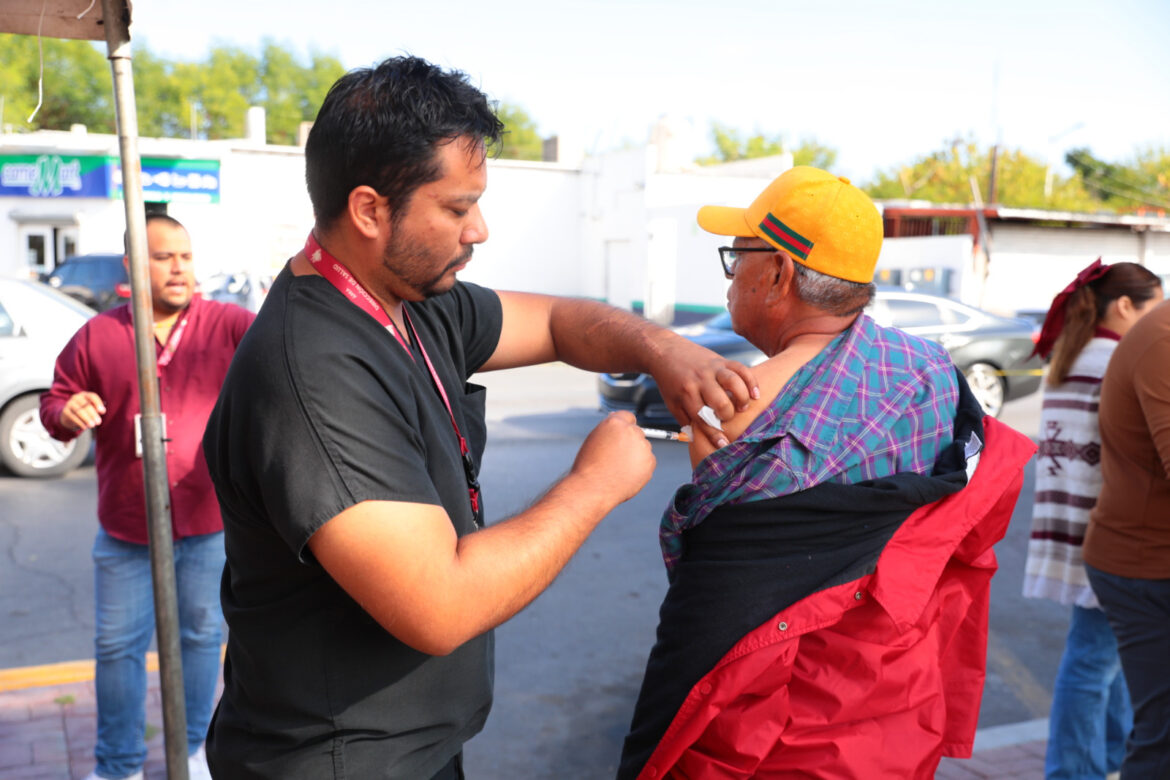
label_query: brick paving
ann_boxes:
[0,677,173,780]
[1,671,1051,779]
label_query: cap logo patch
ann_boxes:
[760,213,813,260]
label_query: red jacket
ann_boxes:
[636,417,1037,779]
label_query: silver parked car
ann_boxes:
[598,289,1044,425]
[0,277,95,477]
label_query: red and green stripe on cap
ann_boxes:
[759,213,813,261]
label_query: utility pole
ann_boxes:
[988,144,1000,205]
[1045,122,1085,199]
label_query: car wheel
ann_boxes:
[964,362,1006,418]
[0,394,92,478]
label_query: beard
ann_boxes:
[381,232,472,300]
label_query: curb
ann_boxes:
[0,652,161,692]
[972,717,1048,750]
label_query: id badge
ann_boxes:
[133,413,167,458]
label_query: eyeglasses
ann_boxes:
[718,246,776,279]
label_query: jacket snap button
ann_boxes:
[647,767,659,778]
[778,621,788,631]
[854,591,863,600]
[700,682,713,695]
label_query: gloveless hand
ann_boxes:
[570,412,656,505]
[645,336,759,449]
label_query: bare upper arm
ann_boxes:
[480,290,558,371]
[686,335,834,469]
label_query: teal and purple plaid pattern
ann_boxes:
[660,314,960,571]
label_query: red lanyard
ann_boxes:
[304,232,482,521]
[157,310,190,368]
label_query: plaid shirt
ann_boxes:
[660,313,960,572]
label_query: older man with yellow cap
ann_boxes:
[618,167,1037,779]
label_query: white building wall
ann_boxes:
[0,197,121,275]
[985,223,1163,314]
[6,128,1170,321]
[877,235,973,301]
[1139,230,1170,277]
[458,160,582,296]
[645,169,773,317]
[200,145,313,278]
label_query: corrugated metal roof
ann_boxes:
[0,0,130,42]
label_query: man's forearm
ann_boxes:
[443,470,626,648]
[311,411,655,657]
[544,297,668,374]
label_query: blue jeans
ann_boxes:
[1085,563,1170,780]
[92,529,225,779]
[1045,604,1131,779]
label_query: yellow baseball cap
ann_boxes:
[697,166,883,284]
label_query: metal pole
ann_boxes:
[101,2,190,778]
[969,174,993,311]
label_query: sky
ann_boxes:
[128,0,1170,183]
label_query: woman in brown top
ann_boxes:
[1083,297,1170,779]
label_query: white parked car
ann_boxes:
[0,277,95,477]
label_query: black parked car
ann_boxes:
[598,289,1044,424]
[44,253,129,311]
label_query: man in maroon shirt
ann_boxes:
[40,214,254,780]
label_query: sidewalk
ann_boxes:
[0,660,1048,779]
[0,655,204,780]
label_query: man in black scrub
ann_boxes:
[201,55,758,780]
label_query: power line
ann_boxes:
[1065,150,1170,210]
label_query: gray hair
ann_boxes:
[792,262,875,316]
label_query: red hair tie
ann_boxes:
[1030,257,1110,360]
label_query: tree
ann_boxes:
[0,36,113,132]
[695,122,837,170]
[790,137,837,171]
[1065,146,1170,212]
[496,102,543,161]
[133,48,191,138]
[258,42,345,146]
[0,35,345,144]
[864,137,1101,211]
[697,123,781,165]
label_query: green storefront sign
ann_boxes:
[0,153,220,203]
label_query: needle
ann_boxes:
[640,427,690,442]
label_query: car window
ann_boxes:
[886,300,945,327]
[0,300,13,337]
[73,262,98,287]
[96,261,124,284]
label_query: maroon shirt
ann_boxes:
[41,297,254,544]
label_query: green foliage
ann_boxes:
[1066,146,1170,212]
[0,36,114,132]
[864,137,1101,211]
[791,138,837,171]
[696,122,837,170]
[258,42,346,145]
[697,122,781,164]
[0,34,344,144]
[496,102,543,161]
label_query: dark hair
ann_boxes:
[1048,261,1163,385]
[304,56,504,229]
[124,213,186,255]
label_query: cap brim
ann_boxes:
[696,205,754,237]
